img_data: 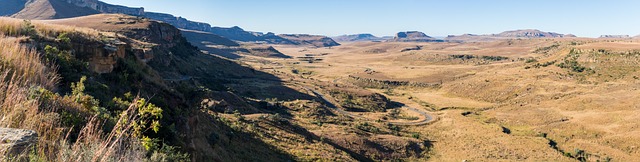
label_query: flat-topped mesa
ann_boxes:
[600,35,630,38]
[145,12,212,32]
[391,31,443,42]
[278,34,341,47]
[332,33,383,42]
[494,29,574,38]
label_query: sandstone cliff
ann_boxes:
[145,12,212,32]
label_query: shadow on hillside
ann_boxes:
[178,112,295,161]
[263,119,375,162]
[146,36,315,114]
[181,29,244,59]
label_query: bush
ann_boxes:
[19,20,37,38]
[411,133,420,139]
[356,122,381,134]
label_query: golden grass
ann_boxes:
[0,17,102,39]
[0,35,145,161]
[241,38,640,161]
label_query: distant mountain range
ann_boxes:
[493,29,575,38]
[445,29,577,42]
[335,30,578,43]
[599,35,630,38]
[2,0,341,48]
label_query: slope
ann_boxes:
[11,0,100,20]
[1,14,310,161]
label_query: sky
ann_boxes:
[100,0,640,37]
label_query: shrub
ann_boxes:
[411,133,420,139]
[355,122,381,134]
[19,20,37,38]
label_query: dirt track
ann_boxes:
[303,87,434,126]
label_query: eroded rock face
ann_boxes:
[145,12,212,32]
[0,128,38,158]
[72,39,126,74]
[65,0,144,16]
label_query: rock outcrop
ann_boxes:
[332,34,384,42]
[43,14,188,72]
[0,128,38,159]
[278,34,341,47]
[391,31,443,42]
[64,0,144,16]
[74,39,126,73]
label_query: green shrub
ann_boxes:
[19,20,37,38]
[356,122,380,133]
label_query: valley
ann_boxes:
[0,0,639,161]
[235,39,640,161]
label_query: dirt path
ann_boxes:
[303,86,434,126]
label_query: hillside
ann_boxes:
[11,0,100,19]
[446,29,578,42]
[0,14,303,161]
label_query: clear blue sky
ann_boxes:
[100,0,640,37]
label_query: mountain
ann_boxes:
[445,29,578,42]
[390,31,444,42]
[278,34,341,47]
[5,0,340,49]
[10,0,142,20]
[145,12,212,32]
[11,0,100,19]
[16,13,304,161]
[600,35,630,38]
[493,29,574,38]
[332,33,384,42]
[181,29,289,59]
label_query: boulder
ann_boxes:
[0,128,38,159]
